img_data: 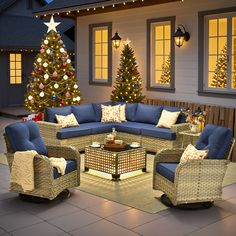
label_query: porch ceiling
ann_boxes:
[34,0,181,18]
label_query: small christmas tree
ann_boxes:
[210,43,227,88]
[25,16,81,113]
[111,41,145,103]
[159,55,171,84]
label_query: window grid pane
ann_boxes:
[9,53,22,84]
[94,28,108,80]
[154,22,171,85]
[208,18,227,88]
[232,17,236,88]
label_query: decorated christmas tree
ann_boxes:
[110,40,145,103]
[210,43,227,88]
[159,55,171,84]
[25,16,81,113]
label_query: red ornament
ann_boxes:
[62,63,67,68]
[38,67,43,73]
[60,101,65,106]
[69,71,74,77]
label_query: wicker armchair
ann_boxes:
[4,121,80,200]
[153,124,235,206]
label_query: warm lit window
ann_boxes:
[89,23,112,85]
[147,17,175,91]
[200,10,236,95]
[10,53,22,84]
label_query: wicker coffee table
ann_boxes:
[84,145,146,181]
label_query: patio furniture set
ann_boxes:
[3,102,235,207]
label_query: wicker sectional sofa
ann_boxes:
[38,102,190,153]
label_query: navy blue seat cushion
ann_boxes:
[156,163,178,183]
[5,121,47,156]
[56,126,92,139]
[163,106,186,124]
[92,101,112,122]
[125,103,138,121]
[195,124,233,159]
[134,104,163,124]
[80,122,114,134]
[53,160,77,179]
[115,122,153,135]
[141,126,176,140]
[72,104,96,123]
[44,106,72,123]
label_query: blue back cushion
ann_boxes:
[72,104,96,123]
[92,101,112,121]
[125,103,138,121]
[44,106,72,123]
[195,124,233,159]
[5,121,47,156]
[134,103,163,124]
[163,106,186,124]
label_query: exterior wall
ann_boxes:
[76,0,236,107]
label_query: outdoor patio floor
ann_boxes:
[1,116,236,236]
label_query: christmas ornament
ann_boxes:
[30,99,34,104]
[43,62,48,67]
[63,75,68,80]
[60,48,65,53]
[67,59,71,64]
[74,84,78,89]
[54,83,59,89]
[65,92,70,97]
[39,92,45,97]
[53,71,58,77]
[28,95,33,100]
[38,67,43,73]
[46,49,51,54]
[134,82,139,87]
[60,101,65,106]
[40,49,45,54]
[59,40,63,44]
[76,96,81,101]
[69,71,74,77]
[37,58,42,63]
[44,16,61,33]
[61,56,66,61]
[39,83,44,89]
[44,39,49,45]
[62,63,67,68]
[44,74,49,80]
[52,94,56,100]
[50,52,54,57]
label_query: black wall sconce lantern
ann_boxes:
[173,24,190,47]
[112,32,122,49]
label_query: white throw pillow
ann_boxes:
[120,104,127,122]
[156,109,180,128]
[101,105,121,123]
[56,113,79,128]
[180,144,208,163]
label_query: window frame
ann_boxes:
[198,7,236,98]
[146,16,175,92]
[89,22,112,86]
[9,53,22,85]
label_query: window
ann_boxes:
[199,7,236,97]
[147,17,175,91]
[89,23,112,85]
[10,53,22,84]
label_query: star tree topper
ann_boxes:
[44,16,60,33]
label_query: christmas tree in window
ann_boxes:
[210,44,227,88]
[24,16,81,113]
[159,55,171,85]
[110,40,145,103]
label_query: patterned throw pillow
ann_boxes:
[101,105,121,123]
[156,109,180,128]
[55,113,79,128]
[120,104,127,122]
[180,144,208,163]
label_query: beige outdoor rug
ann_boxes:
[1,153,236,213]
